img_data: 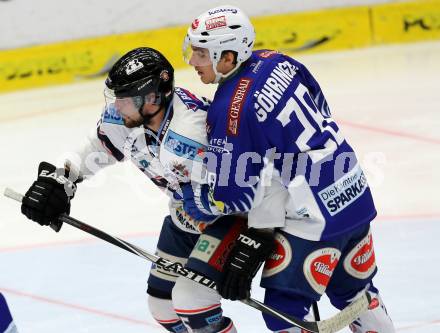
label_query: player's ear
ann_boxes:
[220,51,238,66]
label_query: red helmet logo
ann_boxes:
[191,19,200,30]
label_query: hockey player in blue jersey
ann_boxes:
[19,47,244,333]
[0,293,18,333]
[181,5,395,332]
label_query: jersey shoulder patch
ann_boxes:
[255,49,280,59]
[174,87,209,112]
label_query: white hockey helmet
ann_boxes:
[183,5,255,82]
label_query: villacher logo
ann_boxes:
[262,233,292,278]
[343,230,376,279]
[303,247,341,294]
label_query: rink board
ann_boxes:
[0,0,439,93]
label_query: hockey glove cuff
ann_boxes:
[21,161,80,231]
[180,183,218,222]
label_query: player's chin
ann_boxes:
[200,74,213,84]
[123,117,141,128]
[195,69,207,82]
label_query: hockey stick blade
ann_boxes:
[4,187,370,332]
[243,292,370,333]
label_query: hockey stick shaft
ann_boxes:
[4,187,370,333]
[312,301,321,321]
[4,188,216,288]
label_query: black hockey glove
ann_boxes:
[21,162,79,231]
[218,228,275,300]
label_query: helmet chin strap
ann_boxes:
[212,61,242,84]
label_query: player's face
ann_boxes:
[185,46,236,84]
[140,93,162,117]
[112,92,161,128]
[194,64,217,84]
[114,97,143,127]
[185,45,212,67]
[184,46,216,84]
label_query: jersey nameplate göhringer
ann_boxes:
[72,87,210,234]
[204,50,377,241]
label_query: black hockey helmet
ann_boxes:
[105,47,174,103]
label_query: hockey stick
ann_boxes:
[4,187,371,333]
[312,301,321,321]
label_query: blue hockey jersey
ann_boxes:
[204,50,377,241]
[0,293,17,333]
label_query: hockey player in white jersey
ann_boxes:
[20,47,242,332]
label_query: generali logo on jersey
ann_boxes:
[227,77,252,136]
[205,16,227,30]
[304,248,341,294]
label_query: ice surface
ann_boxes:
[0,41,439,332]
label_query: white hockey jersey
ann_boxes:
[69,87,210,234]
